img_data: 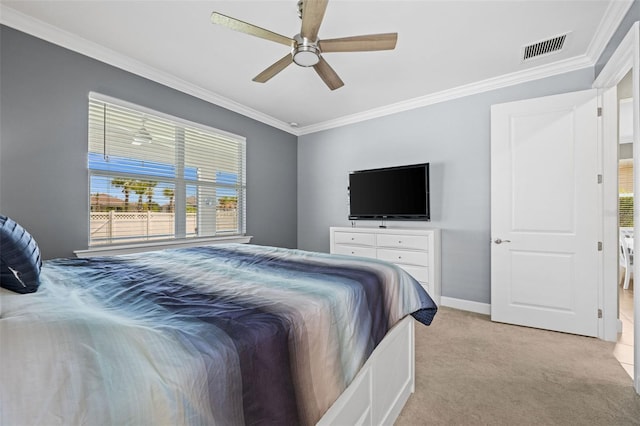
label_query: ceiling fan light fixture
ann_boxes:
[293,48,320,67]
[292,34,320,67]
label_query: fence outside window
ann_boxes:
[90,210,239,245]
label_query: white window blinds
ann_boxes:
[88,93,246,246]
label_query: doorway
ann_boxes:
[594,22,639,393]
[615,70,635,379]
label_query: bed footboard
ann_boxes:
[317,316,415,426]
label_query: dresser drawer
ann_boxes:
[377,248,428,267]
[396,264,429,283]
[334,231,375,247]
[332,244,377,258]
[376,233,429,251]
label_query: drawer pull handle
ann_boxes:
[351,251,355,254]
[398,240,402,243]
[398,256,402,259]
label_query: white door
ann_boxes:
[491,89,600,337]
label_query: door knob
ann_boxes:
[494,238,511,244]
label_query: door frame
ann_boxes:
[593,21,639,393]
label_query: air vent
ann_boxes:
[522,33,568,61]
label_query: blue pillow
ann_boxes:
[0,215,42,293]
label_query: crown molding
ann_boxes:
[0,4,298,135]
[297,54,593,135]
[298,1,633,135]
[593,21,638,88]
[585,0,634,63]
[1,2,631,138]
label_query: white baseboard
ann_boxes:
[440,296,491,315]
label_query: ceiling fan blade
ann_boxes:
[319,33,398,53]
[313,57,344,90]
[300,0,328,41]
[211,12,293,47]
[253,54,294,83]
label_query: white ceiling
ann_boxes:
[0,1,633,135]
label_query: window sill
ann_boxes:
[74,235,253,258]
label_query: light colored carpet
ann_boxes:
[396,307,640,425]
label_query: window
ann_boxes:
[88,93,246,246]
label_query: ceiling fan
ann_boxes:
[211,0,397,90]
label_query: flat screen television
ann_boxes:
[348,163,430,221]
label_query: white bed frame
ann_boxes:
[317,316,415,426]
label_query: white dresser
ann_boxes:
[330,227,441,305]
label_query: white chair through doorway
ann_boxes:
[619,233,633,290]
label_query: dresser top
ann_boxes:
[330,226,440,235]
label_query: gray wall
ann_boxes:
[0,25,298,259]
[297,68,595,304]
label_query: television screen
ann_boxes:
[348,163,430,220]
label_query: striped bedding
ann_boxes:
[0,243,437,425]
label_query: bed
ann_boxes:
[0,218,437,425]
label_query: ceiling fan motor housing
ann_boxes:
[292,34,320,67]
